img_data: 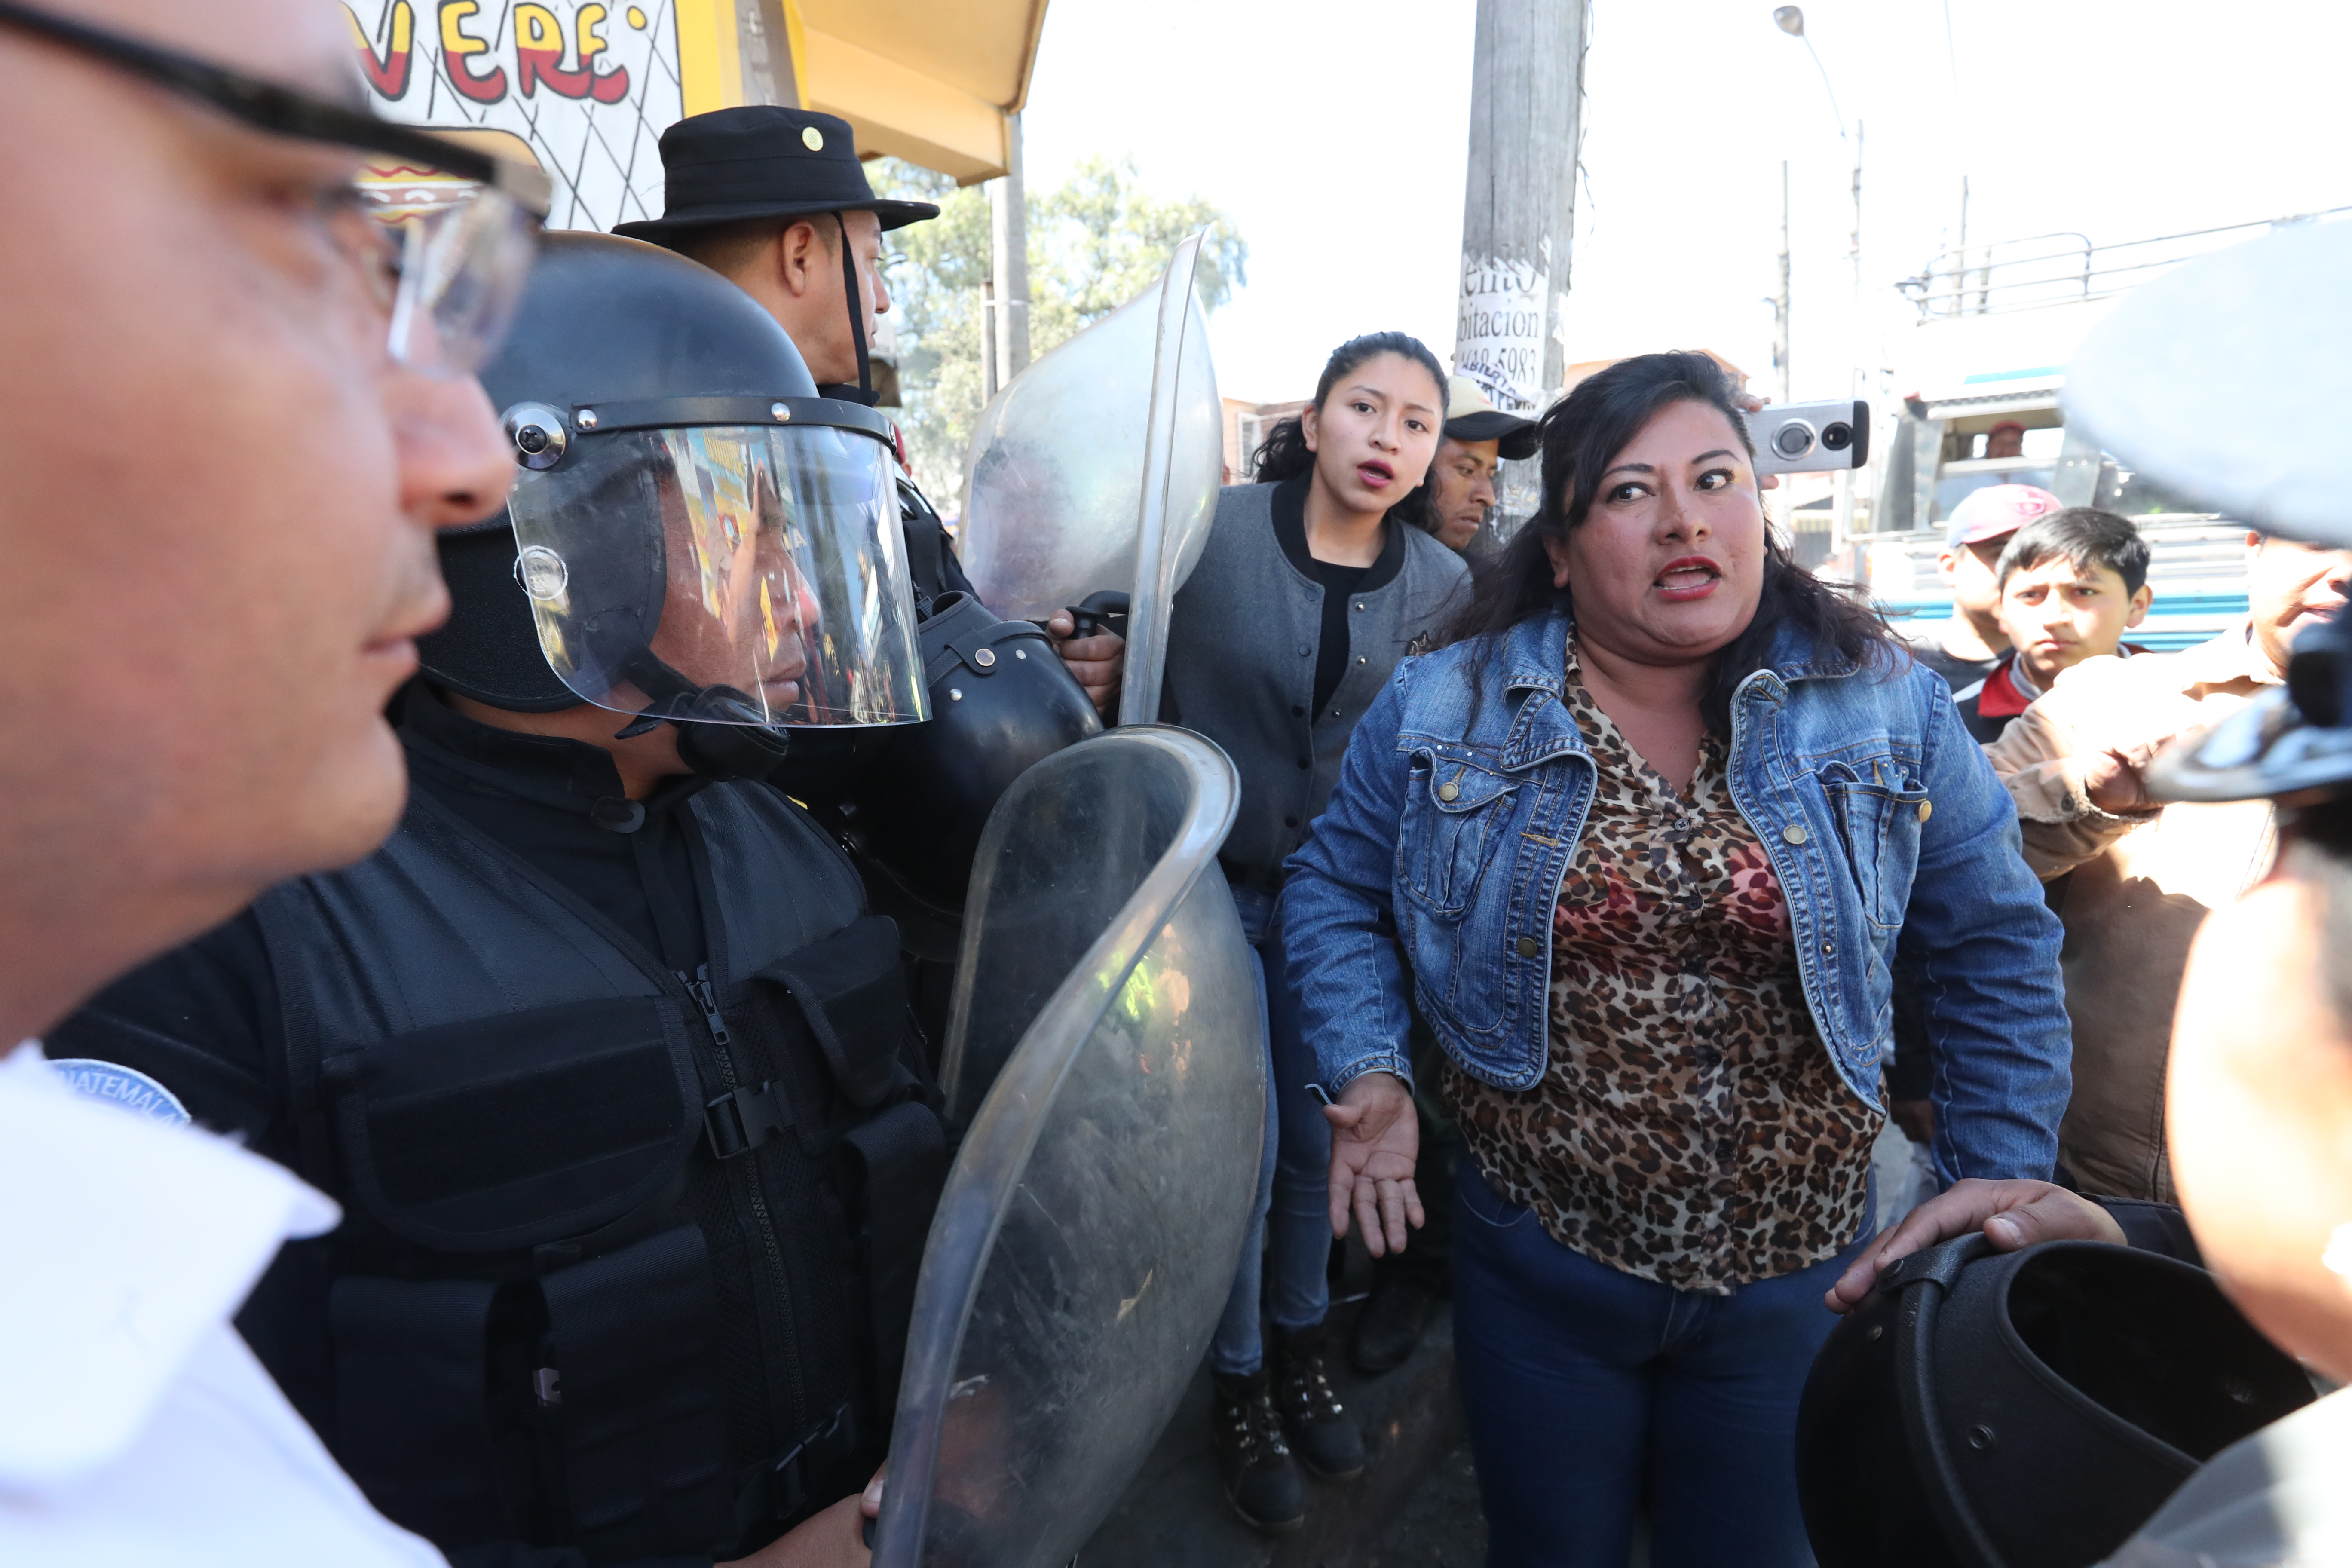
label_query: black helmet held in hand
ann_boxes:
[418,231,926,781]
[1797,1236,2312,1568]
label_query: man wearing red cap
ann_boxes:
[1908,483,2066,691]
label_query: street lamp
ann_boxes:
[1772,6,1846,141]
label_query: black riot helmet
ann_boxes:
[1797,1236,2313,1568]
[418,231,927,781]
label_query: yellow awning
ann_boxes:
[677,0,1048,184]
[802,0,1047,182]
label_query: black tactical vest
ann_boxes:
[251,781,946,1562]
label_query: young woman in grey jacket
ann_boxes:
[1158,332,1470,1533]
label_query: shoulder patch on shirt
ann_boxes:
[45,1059,191,1128]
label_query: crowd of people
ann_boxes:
[6,2,2352,1567]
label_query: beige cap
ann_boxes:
[1442,375,1540,459]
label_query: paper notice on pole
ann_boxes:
[1456,252,1551,413]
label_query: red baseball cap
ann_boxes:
[1945,483,2063,549]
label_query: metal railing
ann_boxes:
[1897,207,2352,319]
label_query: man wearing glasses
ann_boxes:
[0,0,536,1560]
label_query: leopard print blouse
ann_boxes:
[1440,644,1881,1294]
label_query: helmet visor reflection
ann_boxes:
[507,423,926,728]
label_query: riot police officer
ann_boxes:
[616,107,1111,1039]
[615,105,1124,717]
[48,233,947,1568]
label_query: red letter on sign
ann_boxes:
[578,4,631,103]
[344,1,413,99]
[514,3,589,96]
[438,0,507,103]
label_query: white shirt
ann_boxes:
[0,1043,444,1567]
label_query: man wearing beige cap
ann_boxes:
[1910,482,2067,691]
[1415,376,1540,553]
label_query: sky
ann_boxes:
[1015,0,2352,406]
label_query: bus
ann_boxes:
[1859,209,2350,651]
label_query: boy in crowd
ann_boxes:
[1953,507,2153,743]
[1908,483,2065,690]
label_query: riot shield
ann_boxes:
[956,236,1223,721]
[874,726,1261,1568]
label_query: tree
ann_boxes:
[873,156,1246,512]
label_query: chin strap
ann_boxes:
[671,705,793,784]
[835,211,872,403]
[614,654,794,784]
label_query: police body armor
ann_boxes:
[252,777,945,1561]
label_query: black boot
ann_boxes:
[1210,1369,1305,1534]
[1349,1272,1438,1375]
[1272,1320,1366,1482]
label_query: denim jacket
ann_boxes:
[1280,606,2071,1185]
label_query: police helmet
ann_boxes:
[419,231,926,780]
[1797,1235,2312,1568]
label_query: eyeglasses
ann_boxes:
[0,0,548,376]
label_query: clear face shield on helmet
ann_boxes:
[502,399,927,732]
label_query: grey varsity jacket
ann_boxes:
[1160,480,1470,888]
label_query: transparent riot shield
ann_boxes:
[956,236,1223,719]
[874,726,1261,1568]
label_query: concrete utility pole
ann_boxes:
[989,110,1032,391]
[1454,0,1588,410]
[1833,120,1862,551]
[980,279,998,399]
[1773,160,1792,404]
[1454,0,1590,535]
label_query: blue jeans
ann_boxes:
[1453,1158,1870,1568]
[1208,885,1334,1377]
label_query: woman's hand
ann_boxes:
[1824,1178,2128,1314]
[718,1467,885,1567]
[1324,1071,1423,1256]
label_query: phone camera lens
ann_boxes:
[1822,422,1853,452]
[1772,423,1815,458]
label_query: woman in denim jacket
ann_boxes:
[1280,353,2069,1567]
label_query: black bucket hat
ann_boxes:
[612,106,939,243]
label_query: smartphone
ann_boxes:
[1750,398,1870,475]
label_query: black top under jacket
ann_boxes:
[1268,477,1381,720]
[48,686,946,1568]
